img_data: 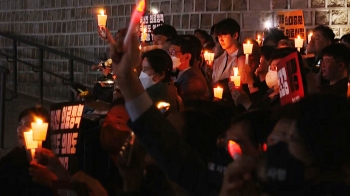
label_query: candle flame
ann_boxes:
[36,119,43,124]
[100,10,105,15]
[247,40,250,44]
[257,35,261,40]
[151,8,159,14]
[298,35,300,39]
[157,102,170,109]
[136,0,146,12]
[139,45,142,50]
[233,67,238,76]
[309,32,313,36]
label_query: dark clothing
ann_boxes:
[128,106,228,195]
[242,75,269,105]
[175,67,209,104]
[146,82,179,115]
[319,77,349,98]
[92,73,114,103]
[0,147,54,196]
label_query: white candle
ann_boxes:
[97,10,108,27]
[213,86,223,99]
[31,119,48,142]
[24,130,38,149]
[295,35,304,51]
[203,51,214,63]
[243,40,253,65]
[308,32,313,44]
[230,67,241,87]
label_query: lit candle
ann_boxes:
[243,40,253,65]
[124,0,146,45]
[203,51,214,64]
[256,35,261,46]
[295,35,304,52]
[97,10,108,27]
[141,27,147,42]
[308,32,313,44]
[31,118,48,148]
[213,86,223,99]
[24,130,38,161]
[230,67,241,87]
[157,101,170,113]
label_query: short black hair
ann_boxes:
[18,106,50,122]
[152,24,178,39]
[313,25,335,42]
[141,49,173,82]
[178,34,203,67]
[340,33,350,44]
[170,36,195,66]
[210,23,218,36]
[263,28,288,46]
[321,43,350,70]
[215,18,241,39]
[260,45,277,61]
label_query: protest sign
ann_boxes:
[140,13,164,42]
[50,102,84,170]
[277,52,305,106]
[277,10,305,39]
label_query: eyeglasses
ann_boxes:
[168,50,182,57]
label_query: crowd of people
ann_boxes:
[2,16,350,196]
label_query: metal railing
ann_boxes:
[0,31,95,148]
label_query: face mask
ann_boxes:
[265,69,278,89]
[139,71,157,89]
[171,56,181,70]
[265,142,305,193]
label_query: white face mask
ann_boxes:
[265,70,278,89]
[171,56,181,70]
[139,71,157,89]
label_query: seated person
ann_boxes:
[0,106,54,195]
[318,43,350,97]
[140,49,181,115]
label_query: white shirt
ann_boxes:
[212,50,238,83]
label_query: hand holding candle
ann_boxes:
[213,86,223,99]
[230,67,241,88]
[295,35,304,52]
[243,40,253,65]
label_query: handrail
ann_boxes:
[0,32,96,148]
[0,32,94,65]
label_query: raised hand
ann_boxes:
[29,162,58,187]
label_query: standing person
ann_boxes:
[152,24,178,50]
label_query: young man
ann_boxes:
[169,37,209,103]
[152,24,177,50]
[319,43,350,97]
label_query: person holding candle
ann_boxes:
[0,106,54,195]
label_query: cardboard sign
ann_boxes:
[277,10,305,39]
[277,52,305,106]
[140,13,164,42]
[50,102,84,170]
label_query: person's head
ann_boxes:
[139,49,173,89]
[263,28,288,46]
[17,106,50,147]
[227,109,275,158]
[307,25,335,56]
[178,34,203,68]
[169,37,193,70]
[152,24,177,46]
[340,33,350,47]
[194,29,212,46]
[215,18,240,51]
[257,45,276,74]
[114,28,127,43]
[320,43,350,83]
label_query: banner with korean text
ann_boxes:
[50,102,84,170]
[277,52,305,106]
[277,10,305,39]
[140,13,164,42]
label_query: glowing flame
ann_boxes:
[100,10,105,15]
[136,0,145,12]
[247,40,250,44]
[36,119,43,125]
[297,35,301,39]
[151,8,158,14]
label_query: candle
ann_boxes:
[256,35,261,46]
[203,51,214,64]
[347,82,350,98]
[31,118,48,148]
[230,67,241,87]
[24,130,38,161]
[243,40,253,65]
[227,140,242,160]
[308,32,313,44]
[157,101,170,113]
[124,0,146,45]
[97,10,108,27]
[295,35,304,52]
[141,27,147,42]
[213,86,223,99]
